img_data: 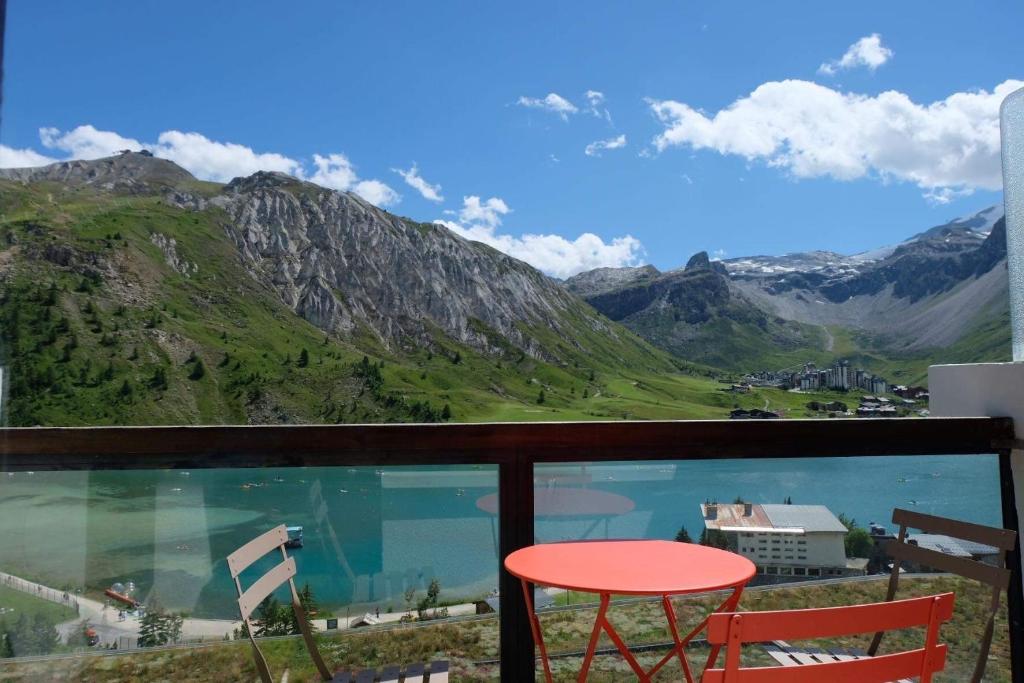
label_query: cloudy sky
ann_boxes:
[1,1,1021,277]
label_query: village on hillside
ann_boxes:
[726,360,930,419]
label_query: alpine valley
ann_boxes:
[0,153,1010,425]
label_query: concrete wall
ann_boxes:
[929,361,1022,597]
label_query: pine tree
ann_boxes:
[297,348,310,367]
[537,389,545,405]
[189,359,205,380]
[0,623,12,658]
[674,525,692,543]
[30,614,59,655]
[138,603,165,647]
[150,367,168,390]
[441,403,452,421]
[253,596,290,637]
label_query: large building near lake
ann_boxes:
[700,502,868,579]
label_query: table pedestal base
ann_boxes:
[521,581,745,683]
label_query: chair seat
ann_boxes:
[764,641,912,683]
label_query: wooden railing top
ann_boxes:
[0,417,1013,471]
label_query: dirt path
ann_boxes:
[0,570,239,646]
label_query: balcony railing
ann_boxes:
[0,416,1021,681]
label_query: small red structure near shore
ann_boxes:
[104,588,139,608]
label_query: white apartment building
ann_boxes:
[700,502,868,578]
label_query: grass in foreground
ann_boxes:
[0,576,1008,682]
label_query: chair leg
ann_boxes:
[248,636,274,683]
[970,609,998,683]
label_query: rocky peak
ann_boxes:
[0,152,195,193]
[225,170,304,193]
[564,264,660,298]
[684,251,729,276]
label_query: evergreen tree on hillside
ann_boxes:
[252,596,291,637]
[31,614,60,655]
[150,367,168,390]
[189,359,206,380]
[674,525,692,543]
[138,600,184,647]
[297,348,310,367]
[0,619,12,658]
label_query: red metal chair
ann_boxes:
[702,592,954,683]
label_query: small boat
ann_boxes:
[170,487,183,493]
[339,488,349,494]
[285,526,304,549]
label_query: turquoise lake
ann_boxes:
[0,455,1002,619]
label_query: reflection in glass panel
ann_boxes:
[534,454,1002,559]
[0,465,497,654]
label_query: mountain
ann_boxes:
[565,251,829,370]
[0,152,713,427]
[568,207,1011,380]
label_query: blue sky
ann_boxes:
[1,1,1022,277]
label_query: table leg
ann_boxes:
[596,600,651,682]
[651,595,694,683]
[578,593,608,682]
[521,580,554,683]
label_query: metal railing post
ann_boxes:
[499,451,536,682]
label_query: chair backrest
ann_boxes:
[228,525,332,683]
[870,509,1016,682]
[703,593,955,683]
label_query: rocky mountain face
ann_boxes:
[732,213,1008,351]
[568,207,1010,365]
[0,151,193,193]
[3,153,627,365]
[565,251,824,369]
[212,171,610,361]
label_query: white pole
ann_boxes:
[1002,87,1024,361]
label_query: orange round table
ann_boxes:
[505,540,756,683]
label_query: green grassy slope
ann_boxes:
[0,180,785,426]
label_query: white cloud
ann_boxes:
[306,153,400,206]
[0,145,57,168]
[155,130,303,181]
[352,180,400,207]
[711,249,727,260]
[584,134,627,157]
[584,89,612,122]
[393,163,443,202]
[517,93,578,120]
[308,153,359,190]
[649,79,1023,200]
[436,197,643,278]
[819,33,894,75]
[7,124,400,207]
[459,195,510,228]
[40,124,143,159]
